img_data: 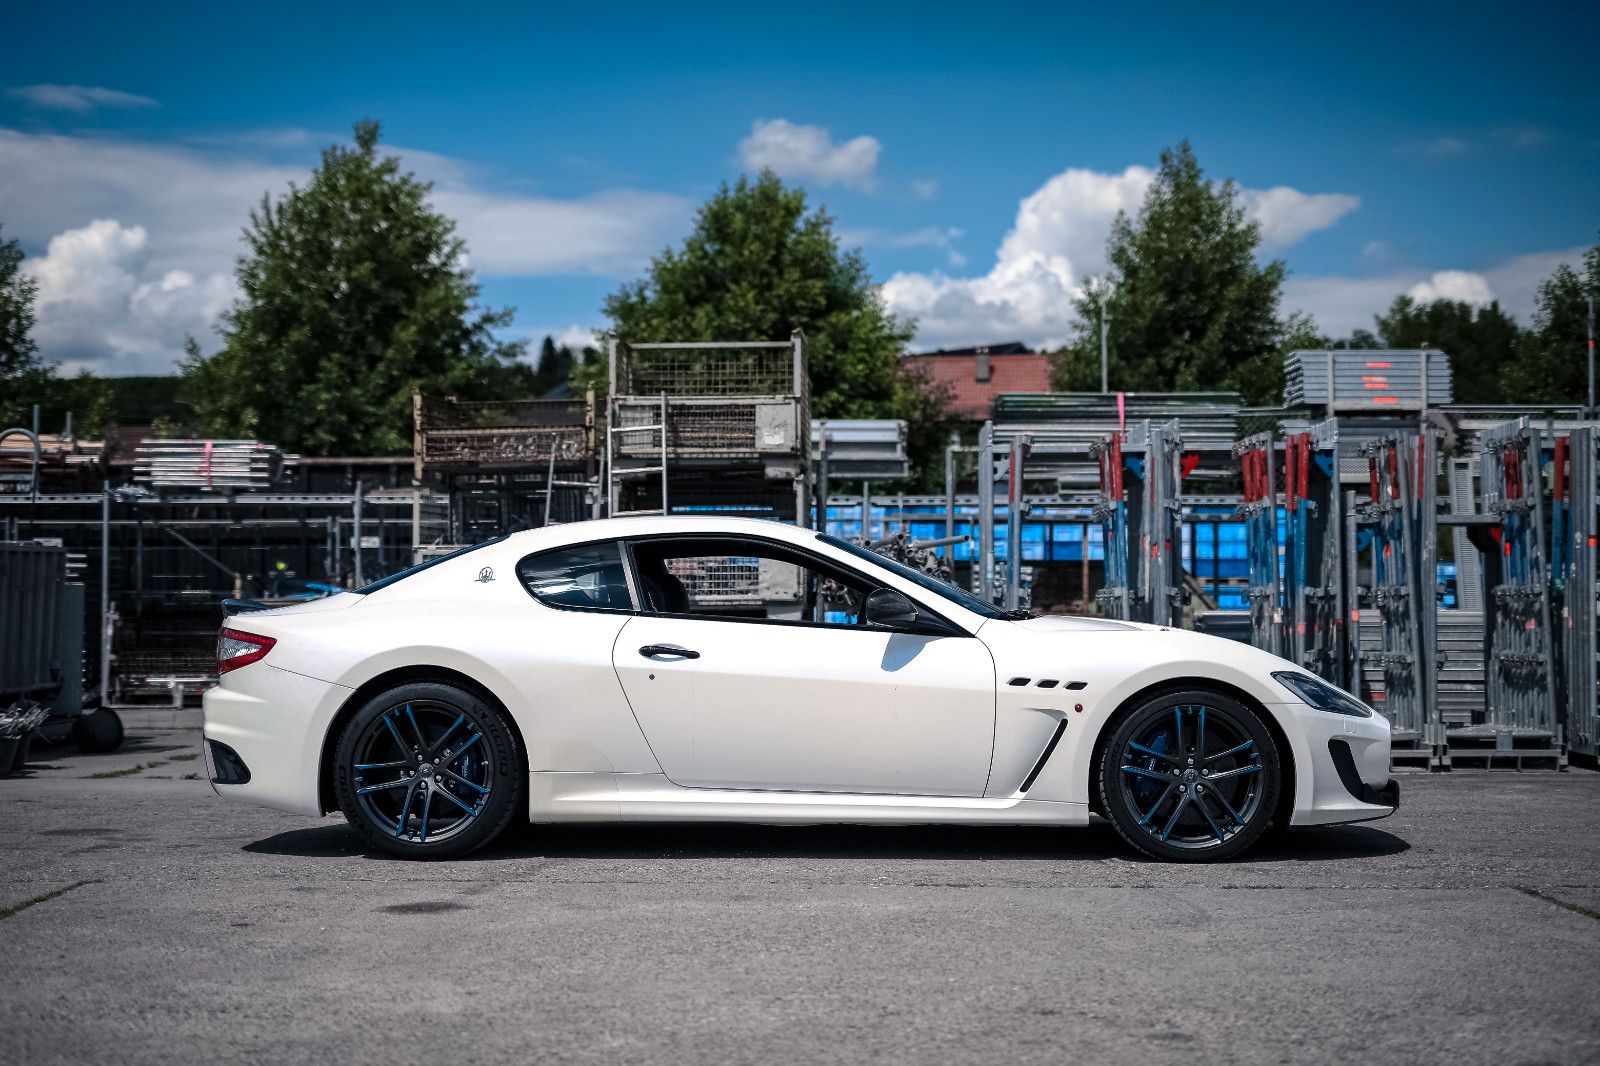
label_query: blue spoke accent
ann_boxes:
[357,778,410,795]
[355,760,407,771]
[433,786,478,817]
[404,704,428,751]
[1206,781,1247,826]
[429,714,467,758]
[446,733,484,765]
[1207,764,1262,782]
[1138,782,1177,825]
[440,767,488,794]
[1121,764,1173,783]
[1174,707,1185,756]
[1158,794,1190,841]
[382,714,410,755]
[1194,792,1227,843]
[1196,707,1207,758]
[1204,740,1254,764]
[1128,741,1180,764]
[418,789,433,843]
[394,781,419,836]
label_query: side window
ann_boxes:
[629,537,871,625]
[517,541,634,612]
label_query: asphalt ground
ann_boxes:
[2,711,1599,1066]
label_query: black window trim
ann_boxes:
[618,531,969,638]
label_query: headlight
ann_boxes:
[1272,671,1373,717]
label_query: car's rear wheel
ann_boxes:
[1098,689,1280,862]
[334,682,523,859]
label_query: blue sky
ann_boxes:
[3,1,1596,374]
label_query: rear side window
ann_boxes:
[516,541,634,612]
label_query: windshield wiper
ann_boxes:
[1003,609,1036,620]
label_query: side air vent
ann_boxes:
[1065,681,1087,691]
[1019,719,1069,793]
[1035,679,1059,689]
[1008,677,1031,687]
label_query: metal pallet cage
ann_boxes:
[1092,420,1184,627]
[605,334,811,522]
[1556,426,1599,759]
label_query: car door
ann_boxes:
[612,535,997,797]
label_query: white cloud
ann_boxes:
[883,163,1356,350]
[1406,269,1494,305]
[738,119,880,190]
[910,179,938,201]
[1239,187,1360,248]
[1282,246,1587,337]
[7,84,157,112]
[0,127,694,371]
[22,220,233,374]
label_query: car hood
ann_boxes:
[1004,615,1151,634]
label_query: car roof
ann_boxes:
[505,514,819,550]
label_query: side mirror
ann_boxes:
[864,588,921,630]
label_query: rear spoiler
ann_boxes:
[221,598,273,618]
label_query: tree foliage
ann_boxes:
[1052,142,1294,405]
[594,171,952,482]
[182,121,534,455]
[1361,295,1520,404]
[530,335,577,396]
[1502,245,1600,406]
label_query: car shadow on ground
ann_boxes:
[244,818,1409,864]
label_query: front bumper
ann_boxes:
[1273,701,1398,827]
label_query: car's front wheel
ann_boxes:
[1098,689,1280,862]
[334,682,524,859]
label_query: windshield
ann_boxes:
[818,533,1009,619]
[351,536,507,595]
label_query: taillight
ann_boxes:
[217,628,276,675]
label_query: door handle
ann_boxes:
[639,644,699,660]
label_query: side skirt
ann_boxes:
[528,772,1090,827]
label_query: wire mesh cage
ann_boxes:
[612,339,802,398]
[416,396,591,469]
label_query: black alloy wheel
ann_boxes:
[334,682,523,859]
[1098,689,1280,862]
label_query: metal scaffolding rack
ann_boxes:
[605,334,810,523]
[1091,420,1185,626]
[1556,426,1599,761]
[413,392,598,545]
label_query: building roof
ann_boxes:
[904,344,1053,421]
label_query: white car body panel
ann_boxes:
[202,515,1396,832]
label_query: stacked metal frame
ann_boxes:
[1469,418,1563,768]
[1357,430,1444,766]
[1233,431,1282,658]
[413,393,596,543]
[1284,349,1453,410]
[1091,420,1184,627]
[606,334,811,524]
[1556,426,1599,759]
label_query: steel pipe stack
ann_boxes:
[133,439,284,491]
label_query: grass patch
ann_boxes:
[85,763,145,779]
[182,773,201,780]
[170,752,200,762]
[148,775,171,779]
[145,760,166,769]
[0,880,101,922]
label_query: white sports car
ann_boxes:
[203,515,1397,862]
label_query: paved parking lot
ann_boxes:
[3,712,1599,1065]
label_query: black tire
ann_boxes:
[333,682,524,860]
[1097,688,1280,863]
[73,708,125,754]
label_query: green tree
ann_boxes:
[1371,295,1520,404]
[596,171,952,482]
[0,224,114,437]
[1052,142,1293,405]
[182,121,534,455]
[1502,245,1600,406]
[530,335,577,396]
